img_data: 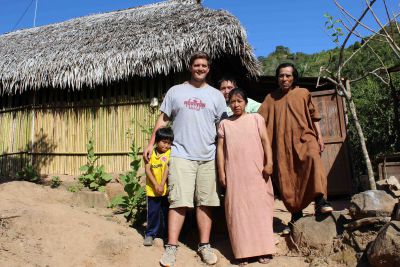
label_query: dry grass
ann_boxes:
[0,0,259,95]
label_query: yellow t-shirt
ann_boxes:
[146,148,170,197]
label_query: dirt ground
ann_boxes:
[0,181,349,267]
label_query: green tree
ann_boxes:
[320,0,400,189]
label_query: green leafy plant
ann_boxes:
[137,120,154,136]
[110,142,146,225]
[324,13,343,45]
[127,119,154,138]
[50,176,62,188]
[16,164,41,183]
[78,139,112,192]
[67,183,83,193]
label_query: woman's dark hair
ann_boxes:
[228,88,248,104]
[275,62,299,86]
[155,127,174,143]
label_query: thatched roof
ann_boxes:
[0,0,260,95]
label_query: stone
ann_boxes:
[329,246,358,267]
[105,182,126,201]
[367,221,400,267]
[153,238,164,248]
[376,180,387,190]
[387,176,400,190]
[331,210,352,234]
[72,190,109,208]
[350,229,379,252]
[393,203,400,221]
[376,176,400,198]
[349,190,397,219]
[292,215,337,254]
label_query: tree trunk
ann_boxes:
[389,74,400,151]
[344,80,376,190]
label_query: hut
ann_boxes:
[0,0,260,176]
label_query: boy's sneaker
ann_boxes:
[143,236,154,246]
[160,244,178,267]
[198,244,218,265]
[315,198,333,214]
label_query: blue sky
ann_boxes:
[0,0,398,57]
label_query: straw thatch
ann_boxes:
[0,0,260,95]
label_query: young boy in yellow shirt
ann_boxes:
[143,127,173,246]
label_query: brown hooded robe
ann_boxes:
[258,87,327,213]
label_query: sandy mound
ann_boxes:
[0,181,310,267]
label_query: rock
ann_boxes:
[72,190,109,208]
[153,238,164,248]
[331,210,352,234]
[329,245,358,267]
[367,221,400,267]
[105,182,126,201]
[95,238,127,257]
[387,176,400,190]
[393,203,400,221]
[292,215,337,254]
[391,190,400,198]
[349,190,397,219]
[349,229,379,252]
[376,176,400,198]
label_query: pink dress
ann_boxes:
[218,113,275,259]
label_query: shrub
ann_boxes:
[78,139,112,192]
[110,142,146,225]
[67,183,83,193]
[50,176,62,188]
[16,164,41,183]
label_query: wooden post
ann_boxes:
[30,92,36,166]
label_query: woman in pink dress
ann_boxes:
[217,88,275,265]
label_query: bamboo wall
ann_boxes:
[0,72,189,176]
[0,108,32,176]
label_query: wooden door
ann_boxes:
[311,89,353,196]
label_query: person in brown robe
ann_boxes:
[258,63,333,227]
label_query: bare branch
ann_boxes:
[393,13,400,33]
[323,75,346,97]
[365,0,390,36]
[371,71,390,85]
[365,0,400,55]
[316,67,329,88]
[340,20,364,39]
[384,35,400,59]
[382,0,396,37]
[336,4,358,35]
[344,217,391,231]
[342,36,373,67]
[337,0,377,79]
[350,73,371,83]
[349,67,387,84]
[334,0,384,37]
[0,215,21,219]
[366,42,389,70]
[348,42,390,84]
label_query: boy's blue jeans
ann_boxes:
[145,196,169,238]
